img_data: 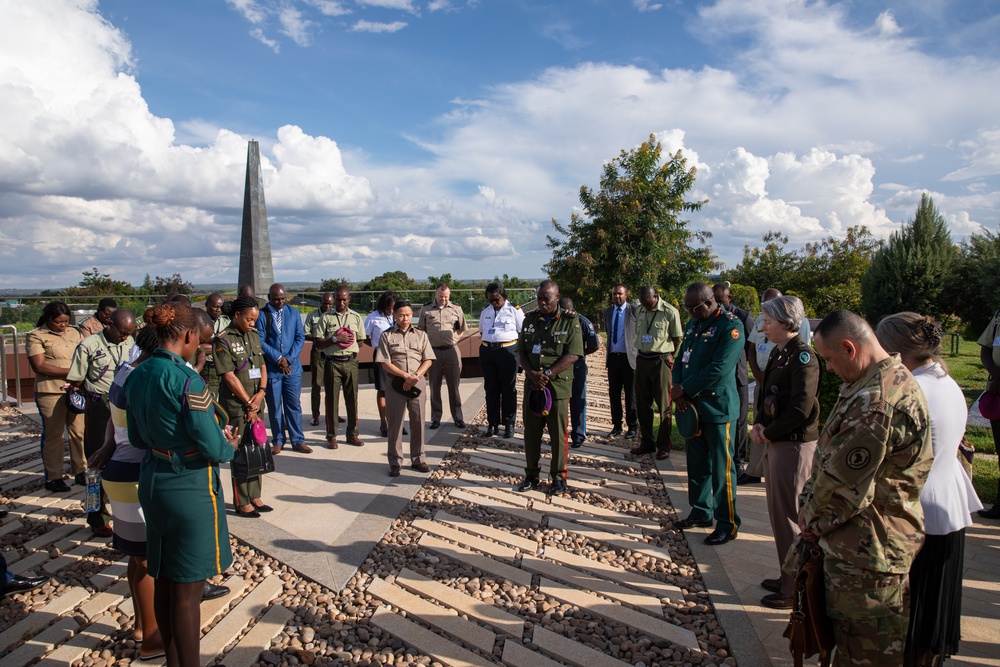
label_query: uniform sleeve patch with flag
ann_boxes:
[185,386,213,412]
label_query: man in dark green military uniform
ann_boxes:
[671,282,745,545]
[516,280,584,495]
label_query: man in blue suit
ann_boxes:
[257,283,309,454]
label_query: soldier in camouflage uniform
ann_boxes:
[799,310,933,667]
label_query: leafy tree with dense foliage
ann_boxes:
[948,229,1000,338]
[59,267,136,296]
[546,133,713,320]
[725,225,879,316]
[861,193,957,324]
[140,273,195,296]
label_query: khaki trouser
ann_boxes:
[428,345,463,423]
[762,440,817,595]
[385,377,427,467]
[325,356,360,439]
[36,392,86,481]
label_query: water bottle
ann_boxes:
[84,469,101,513]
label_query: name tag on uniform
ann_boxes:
[682,350,691,363]
[248,368,261,379]
[641,334,653,344]
[531,344,542,354]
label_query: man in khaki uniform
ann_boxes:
[77,298,117,337]
[376,300,436,477]
[318,286,367,448]
[304,292,334,426]
[197,293,230,398]
[632,286,683,460]
[803,310,932,666]
[67,309,136,536]
[417,283,468,429]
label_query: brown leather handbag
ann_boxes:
[783,545,835,667]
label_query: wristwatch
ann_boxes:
[543,369,552,377]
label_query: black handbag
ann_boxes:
[231,421,275,479]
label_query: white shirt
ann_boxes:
[478,301,524,343]
[364,311,395,346]
[912,362,984,534]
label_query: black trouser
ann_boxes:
[607,352,637,431]
[83,394,112,528]
[481,344,518,428]
[734,378,749,470]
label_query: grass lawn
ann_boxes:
[651,337,997,504]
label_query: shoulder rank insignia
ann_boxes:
[186,386,213,412]
[799,351,811,364]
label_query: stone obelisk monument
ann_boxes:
[238,140,274,294]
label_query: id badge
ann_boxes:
[248,367,261,380]
[531,344,542,355]
[993,335,1000,347]
[682,350,691,363]
[757,343,769,353]
[488,327,496,335]
[641,334,653,344]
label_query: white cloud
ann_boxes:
[304,0,351,16]
[356,0,417,11]
[428,1,451,11]
[278,5,314,46]
[942,128,1000,181]
[350,20,408,33]
[633,0,663,12]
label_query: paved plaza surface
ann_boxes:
[0,360,997,666]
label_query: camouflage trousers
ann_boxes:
[825,557,909,667]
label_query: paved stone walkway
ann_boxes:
[1,357,998,666]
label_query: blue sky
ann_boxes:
[2,0,1000,288]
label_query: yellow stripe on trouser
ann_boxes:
[208,466,221,573]
[723,422,736,535]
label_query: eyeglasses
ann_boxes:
[684,299,712,314]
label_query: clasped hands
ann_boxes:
[527,369,550,391]
[669,384,690,412]
[750,423,771,445]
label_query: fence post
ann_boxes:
[950,333,961,357]
[0,325,23,408]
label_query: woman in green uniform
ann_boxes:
[214,295,271,517]
[124,303,238,666]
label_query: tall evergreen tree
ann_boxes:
[860,193,957,324]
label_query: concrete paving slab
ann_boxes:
[532,625,634,667]
[417,534,532,587]
[413,518,518,561]
[371,605,495,667]
[219,604,294,667]
[199,575,284,665]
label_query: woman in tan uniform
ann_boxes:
[26,301,85,492]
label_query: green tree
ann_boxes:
[63,267,135,296]
[319,277,352,293]
[427,273,466,290]
[861,193,957,324]
[360,271,417,293]
[151,273,194,295]
[725,232,797,295]
[546,133,712,321]
[948,229,1000,338]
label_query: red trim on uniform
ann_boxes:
[561,411,570,481]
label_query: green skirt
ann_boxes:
[138,456,233,582]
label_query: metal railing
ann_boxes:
[0,325,22,407]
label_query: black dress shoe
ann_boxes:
[675,516,713,530]
[503,426,513,439]
[978,504,1000,519]
[380,426,388,437]
[389,466,401,477]
[202,582,230,601]
[624,429,638,440]
[234,505,261,518]
[252,503,274,512]
[608,427,623,437]
[1,574,48,598]
[45,479,71,493]
[311,417,320,426]
[0,506,9,519]
[338,416,346,423]
[403,427,409,436]
[655,451,669,460]
[704,528,737,545]
[548,479,568,495]
[761,578,782,593]
[737,473,762,485]
[570,441,583,449]
[515,476,540,492]
[455,420,466,428]
[761,593,794,609]
[630,444,656,456]
[75,472,87,486]
[429,420,440,429]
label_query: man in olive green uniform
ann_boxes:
[67,308,136,535]
[376,300,436,476]
[318,286,367,448]
[976,306,1000,519]
[417,283,469,429]
[803,310,932,667]
[198,293,230,399]
[632,286,684,459]
[516,281,583,495]
[304,292,334,426]
[671,282,744,545]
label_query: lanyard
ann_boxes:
[643,308,661,336]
